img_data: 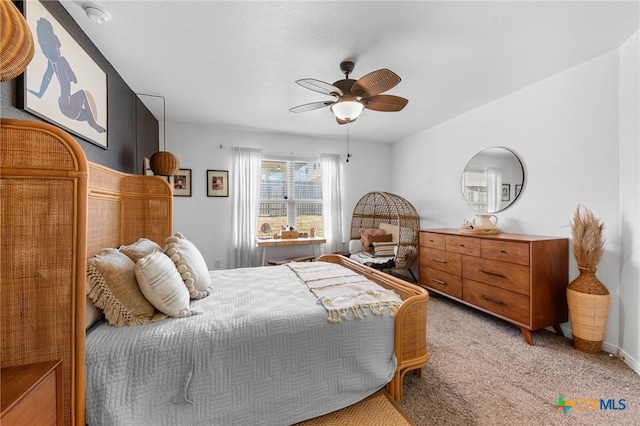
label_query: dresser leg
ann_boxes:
[521,328,534,345]
[553,324,565,337]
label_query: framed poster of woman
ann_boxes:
[21,0,108,148]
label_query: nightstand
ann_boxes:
[1,360,63,425]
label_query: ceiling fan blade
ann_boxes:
[351,69,401,97]
[295,79,343,96]
[361,95,408,112]
[289,101,334,113]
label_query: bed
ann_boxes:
[0,118,428,425]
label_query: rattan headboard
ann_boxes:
[1,118,173,425]
[1,118,88,426]
[87,162,173,256]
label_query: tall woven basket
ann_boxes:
[567,267,610,353]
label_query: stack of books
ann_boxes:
[372,241,396,257]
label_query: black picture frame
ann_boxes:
[207,170,229,197]
[21,0,108,148]
[172,169,192,197]
[502,184,510,201]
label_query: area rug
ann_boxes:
[294,389,415,426]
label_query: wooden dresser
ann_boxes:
[1,360,63,425]
[419,229,568,345]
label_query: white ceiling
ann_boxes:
[59,1,639,144]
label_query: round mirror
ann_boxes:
[461,147,524,213]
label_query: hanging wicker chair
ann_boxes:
[350,192,420,270]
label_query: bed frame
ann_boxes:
[1,118,428,425]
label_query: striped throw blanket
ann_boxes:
[287,261,403,323]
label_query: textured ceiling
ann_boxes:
[60,1,639,143]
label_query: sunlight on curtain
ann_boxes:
[230,147,263,268]
[487,167,502,213]
[321,153,343,254]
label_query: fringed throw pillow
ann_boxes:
[87,249,162,327]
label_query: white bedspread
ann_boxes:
[85,263,397,425]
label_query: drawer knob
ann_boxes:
[479,269,505,278]
[480,294,504,305]
[431,258,446,264]
[500,249,507,253]
[430,278,447,286]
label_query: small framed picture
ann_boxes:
[502,184,510,201]
[172,169,192,197]
[515,184,522,198]
[207,170,229,197]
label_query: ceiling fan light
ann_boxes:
[331,100,364,122]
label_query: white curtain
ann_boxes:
[487,167,502,213]
[321,153,343,254]
[230,147,263,268]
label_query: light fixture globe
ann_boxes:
[0,0,35,81]
[150,151,179,176]
[330,100,364,122]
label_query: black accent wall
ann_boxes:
[0,1,157,174]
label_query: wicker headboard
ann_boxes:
[87,162,173,256]
[1,118,88,426]
[1,118,173,425]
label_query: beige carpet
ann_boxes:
[294,389,414,426]
[398,295,640,425]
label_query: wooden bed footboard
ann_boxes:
[317,254,429,400]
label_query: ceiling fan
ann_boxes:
[289,61,408,125]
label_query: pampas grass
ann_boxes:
[570,205,605,269]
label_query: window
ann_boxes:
[258,157,323,237]
[462,170,488,212]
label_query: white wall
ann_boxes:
[391,34,639,373]
[618,31,640,372]
[166,123,392,269]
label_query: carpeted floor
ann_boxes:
[397,295,640,425]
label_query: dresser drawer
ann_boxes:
[420,267,462,299]
[420,248,461,275]
[419,232,446,250]
[481,239,530,266]
[462,256,530,296]
[445,235,481,256]
[463,279,530,325]
[1,361,61,426]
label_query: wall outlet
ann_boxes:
[214,259,222,269]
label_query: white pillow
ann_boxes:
[164,232,212,299]
[135,251,201,318]
[120,238,163,262]
[349,239,363,254]
[378,223,399,243]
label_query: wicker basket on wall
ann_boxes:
[566,205,609,354]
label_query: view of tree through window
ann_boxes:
[258,159,323,237]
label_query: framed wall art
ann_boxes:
[172,169,192,197]
[502,184,510,201]
[207,170,229,197]
[21,0,108,148]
